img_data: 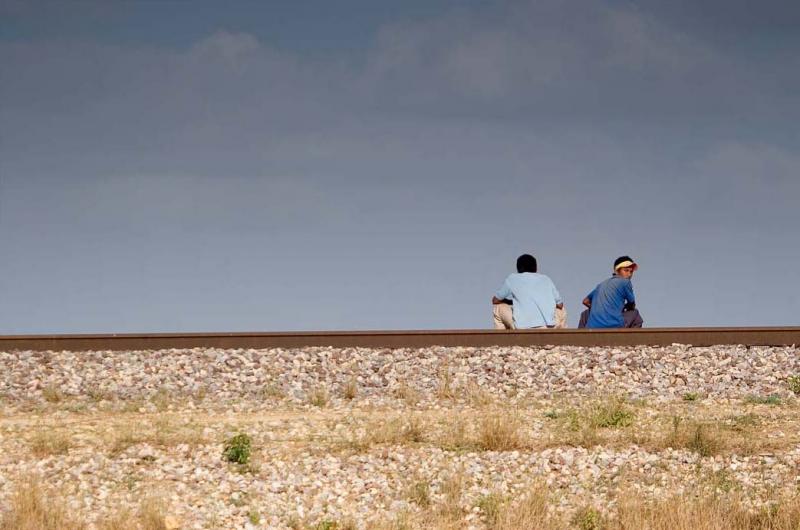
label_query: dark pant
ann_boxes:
[578,308,643,328]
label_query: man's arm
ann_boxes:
[623,280,636,311]
[551,280,564,310]
[493,279,512,305]
[583,287,597,308]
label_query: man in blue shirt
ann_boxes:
[578,256,643,329]
[492,254,566,329]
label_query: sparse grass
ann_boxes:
[41,384,63,404]
[151,388,172,412]
[30,430,71,457]
[616,492,800,530]
[437,418,474,452]
[437,473,464,523]
[342,377,358,401]
[491,484,559,530]
[406,480,431,507]
[314,520,357,530]
[222,433,252,464]
[477,413,527,451]
[260,382,284,400]
[660,416,722,457]
[464,380,494,407]
[308,387,330,408]
[393,380,420,406]
[744,394,782,406]
[476,493,504,526]
[787,376,800,395]
[135,497,170,530]
[436,362,456,400]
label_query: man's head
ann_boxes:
[613,255,638,279]
[516,254,538,273]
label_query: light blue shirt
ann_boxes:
[495,273,563,328]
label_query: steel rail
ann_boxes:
[0,328,798,351]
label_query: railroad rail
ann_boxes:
[1,328,798,351]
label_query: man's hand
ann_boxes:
[556,303,564,310]
[582,297,592,308]
[492,296,504,305]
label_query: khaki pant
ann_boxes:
[493,303,567,329]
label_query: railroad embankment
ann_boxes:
[1,345,800,529]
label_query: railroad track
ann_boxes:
[1,327,799,351]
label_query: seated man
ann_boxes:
[492,254,566,329]
[578,255,643,329]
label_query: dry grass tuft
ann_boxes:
[464,380,494,408]
[491,484,561,530]
[307,387,330,408]
[342,377,358,401]
[30,430,71,457]
[437,418,475,452]
[41,384,63,404]
[393,380,420,406]
[406,480,431,507]
[477,413,528,451]
[659,416,723,457]
[616,493,800,530]
[0,477,85,530]
[436,361,457,400]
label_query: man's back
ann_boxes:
[586,276,635,328]
[496,272,562,328]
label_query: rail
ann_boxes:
[1,327,799,351]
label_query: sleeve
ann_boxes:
[551,279,563,305]
[624,280,636,304]
[586,286,598,301]
[495,278,512,300]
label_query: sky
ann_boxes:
[1,0,798,333]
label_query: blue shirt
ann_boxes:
[495,273,563,328]
[585,276,636,328]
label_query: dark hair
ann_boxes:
[516,254,537,273]
[614,255,634,268]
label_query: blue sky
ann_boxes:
[1,0,798,332]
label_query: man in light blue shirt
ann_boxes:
[492,254,566,329]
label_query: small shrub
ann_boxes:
[222,433,252,464]
[248,510,260,525]
[788,376,800,395]
[543,410,559,419]
[591,399,634,428]
[682,392,699,402]
[572,507,606,530]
